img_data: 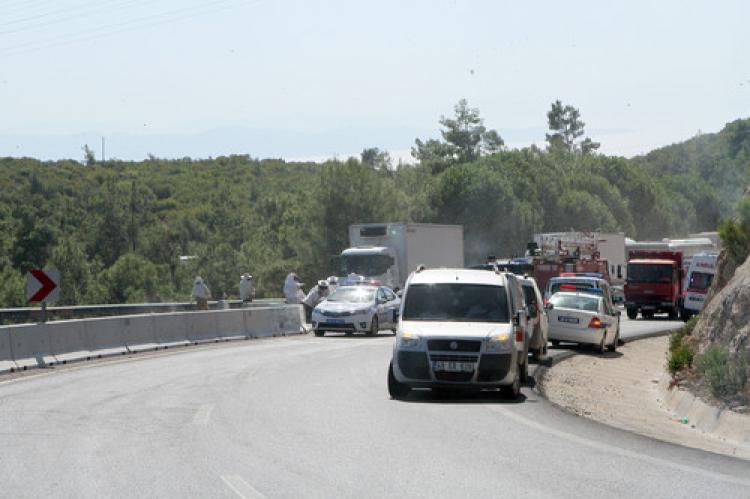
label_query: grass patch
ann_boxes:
[667,316,699,375]
[695,345,748,398]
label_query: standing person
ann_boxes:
[302,280,329,322]
[239,274,254,302]
[283,273,305,304]
[326,275,339,294]
[191,276,211,310]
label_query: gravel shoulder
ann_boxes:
[540,336,750,460]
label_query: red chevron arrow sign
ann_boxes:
[26,268,60,303]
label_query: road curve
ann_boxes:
[0,317,747,498]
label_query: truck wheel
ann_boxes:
[626,308,637,320]
[642,311,654,320]
[388,361,410,399]
[668,308,678,320]
[314,330,324,337]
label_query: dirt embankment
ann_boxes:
[540,337,750,460]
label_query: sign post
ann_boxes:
[25,268,60,323]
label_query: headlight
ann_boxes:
[486,332,512,353]
[397,331,421,349]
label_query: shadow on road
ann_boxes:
[312,331,396,340]
[549,343,624,360]
[397,388,528,405]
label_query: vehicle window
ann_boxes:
[377,288,387,302]
[522,285,538,317]
[549,280,596,295]
[384,289,396,301]
[627,264,674,283]
[402,284,509,323]
[326,287,376,303]
[340,254,394,276]
[549,294,600,312]
[689,272,714,291]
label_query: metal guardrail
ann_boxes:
[0,298,285,326]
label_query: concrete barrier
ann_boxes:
[245,308,279,338]
[0,327,18,373]
[185,311,221,343]
[153,314,190,348]
[9,323,57,369]
[215,310,248,341]
[0,305,305,373]
[83,316,129,358]
[47,321,92,363]
[123,315,160,352]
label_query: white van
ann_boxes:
[682,252,719,319]
[388,268,528,400]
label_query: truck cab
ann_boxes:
[340,246,399,289]
[624,250,683,320]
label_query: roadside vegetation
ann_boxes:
[668,317,699,375]
[1,102,749,305]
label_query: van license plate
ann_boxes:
[433,361,474,373]
[558,316,580,324]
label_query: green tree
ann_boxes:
[546,100,600,154]
[49,238,103,305]
[413,99,504,172]
[103,253,170,303]
[361,148,392,171]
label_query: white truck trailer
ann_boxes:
[340,223,464,290]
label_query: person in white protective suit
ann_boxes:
[345,272,365,285]
[283,273,305,304]
[191,276,211,310]
[326,275,339,294]
[302,280,329,321]
[239,274,254,302]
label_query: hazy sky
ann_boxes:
[1,0,748,162]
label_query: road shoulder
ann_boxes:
[538,336,750,460]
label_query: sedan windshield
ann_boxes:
[550,294,600,312]
[402,284,509,323]
[326,287,376,303]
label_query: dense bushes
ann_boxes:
[0,118,748,305]
[668,317,699,375]
[695,345,748,398]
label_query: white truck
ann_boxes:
[340,223,464,290]
[681,251,719,320]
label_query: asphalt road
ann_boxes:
[1,316,748,498]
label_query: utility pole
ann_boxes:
[102,136,106,162]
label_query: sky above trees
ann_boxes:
[0,0,748,161]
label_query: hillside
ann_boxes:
[1,119,749,306]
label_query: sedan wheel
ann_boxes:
[596,334,606,354]
[368,316,379,336]
[501,372,520,399]
[314,330,324,337]
[607,329,620,352]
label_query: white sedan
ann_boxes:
[545,291,620,353]
[312,285,400,337]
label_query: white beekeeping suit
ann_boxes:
[326,276,339,294]
[283,273,304,304]
[303,280,329,309]
[191,276,211,310]
[239,274,254,302]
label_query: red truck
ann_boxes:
[624,250,683,320]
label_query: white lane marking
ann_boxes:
[192,404,214,425]
[221,475,265,499]
[490,405,750,488]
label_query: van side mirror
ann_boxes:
[544,303,554,311]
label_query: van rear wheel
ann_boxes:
[501,373,520,399]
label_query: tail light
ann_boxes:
[588,317,603,329]
[515,329,524,342]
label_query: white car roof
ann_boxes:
[408,268,507,286]
[550,291,603,301]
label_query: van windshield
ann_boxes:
[688,272,713,291]
[402,284,509,323]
